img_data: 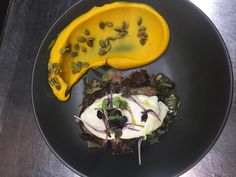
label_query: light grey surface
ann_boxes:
[0,0,235,177]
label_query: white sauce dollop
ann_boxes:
[80,94,168,140]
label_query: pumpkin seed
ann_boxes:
[87,40,93,47]
[107,36,117,41]
[139,26,147,31]
[48,39,56,51]
[84,29,90,36]
[137,30,145,37]
[82,62,90,68]
[71,61,82,74]
[55,83,61,90]
[74,44,80,50]
[49,79,55,86]
[60,47,68,54]
[87,37,95,42]
[137,17,142,26]
[105,21,113,27]
[140,38,146,45]
[98,48,107,55]
[77,36,86,42]
[81,46,87,53]
[122,21,129,30]
[54,67,61,75]
[114,27,123,33]
[99,22,105,29]
[71,51,78,58]
[99,39,106,48]
[52,63,59,69]
[48,64,53,74]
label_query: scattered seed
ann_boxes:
[137,30,145,37]
[99,39,106,48]
[122,21,129,30]
[105,39,110,46]
[48,39,56,51]
[60,47,68,54]
[107,36,117,41]
[140,38,146,45]
[81,46,87,53]
[98,48,107,55]
[105,21,113,27]
[52,63,59,69]
[139,26,147,31]
[143,33,148,39]
[82,62,90,68]
[114,27,123,33]
[55,83,61,90]
[71,51,78,58]
[87,40,93,47]
[99,22,105,29]
[77,36,86,42]
[84,29,90,36]
[48,64,53,74]
[137,17,142,26]
[87,37,95,42]
[71,61,82,74]
[49,79,55,86]
[54,67,61,75]
[74,43,80,50]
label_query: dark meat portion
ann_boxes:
[121,86,158,96]
[122,70,150,87]
[79,122,133,154]
[111,71,122,84]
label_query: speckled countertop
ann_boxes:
[0,0,235,176]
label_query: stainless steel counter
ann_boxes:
[0,0,235,176]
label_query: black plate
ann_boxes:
[31,0,233,176]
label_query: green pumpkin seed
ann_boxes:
[60,47,68,54]
[140,38,146,45]
[81,46,87,53]
[114,27,123,33]
[105,21,113,27]
[122,21,129,30]
[87,37,95,42]
[82,62,90,68]
[137,17,142,26]
[71,51,78,58]
[98,48,107,55]
[77,36,86,42]
[84,29,90,36]
[49,79,55,86]
[55,83,61,90]
[99,39,106,48]
[99,22,105,29]
[87,40,93,47]
[107,36,117,41]
[139,26,147,31]
[52,63,59,69]
[54,67,61,75]
[74,44,80,50]
[137,30,145,37]
[48,64,53,74]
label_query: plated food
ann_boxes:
[32,0,233,176]
[47,2,169,101]
[74,69,180,164]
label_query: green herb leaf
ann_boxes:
[102,98,109,110]
[101,69,114,82]
[108,115,122,121]
[113,97,121,108]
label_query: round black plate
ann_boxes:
[32,0,233,177]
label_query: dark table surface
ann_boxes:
[0,0,235,177]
